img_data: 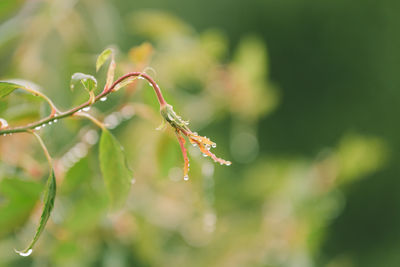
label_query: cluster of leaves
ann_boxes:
[0,3,389,267]
[0,49,133,255]
[0,46,231,256]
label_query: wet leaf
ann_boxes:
[70,73,97,92]
[0,82,23,98]
[16,170,57,256]
[96,48,112,72]
[99,129,132,209]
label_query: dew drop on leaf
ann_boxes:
[15,249,33,257]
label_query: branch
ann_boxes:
[0,72,166,135]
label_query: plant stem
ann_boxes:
[29,130,52,168]
[0,72,167,135]
[73,112,105,129]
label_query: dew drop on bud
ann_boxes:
[183,175,189,181]
[212,144,216,148]
[100,97,107,102]
[54,119,58,123]
[35,126,41,130]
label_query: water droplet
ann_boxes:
[203,154,208,157]
[48,121,52,125]
[35,126,41,130]
[225,162,232,166]
[193,132,198,136]
[54,119,58,123]
[212,144,216,148]
[148,83,152,87]
[82,107,90,112]
[183,175,189,181]
[100,97,107,102]
[15,249,32,257]
[42,124,46,128]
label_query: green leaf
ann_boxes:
[0,81,23,98]
[61,157,91,195]
[70,73,97,92]
[15,170,57,256]
[99,129,133,209]
[0,178,43,237]
[96,48,113,72]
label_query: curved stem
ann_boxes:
[73,112,105,129]
[29,130,52,168]
[0,72,167,135]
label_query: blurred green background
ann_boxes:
[0,0,398,266]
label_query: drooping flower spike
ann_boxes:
[160,104,231,180]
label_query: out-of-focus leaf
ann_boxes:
[99,129,132,209]
[0,178,43,236]
[129,42,153,64]
[337,134,388,183]
[0,81,23,98]
[61,157,91,195]
[70,73,97,92]
[16,170,56,256]
[96,48,112,72]
[231,36,278,119]
[156,134,181,178]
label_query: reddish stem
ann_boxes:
[0,72,167,134]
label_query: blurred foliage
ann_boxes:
[0,0,396,266]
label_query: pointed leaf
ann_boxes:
[15,170,56,256]
[70,73,97,92]
[0,82,24,98]
[96,48,113,72]
[99,129,132,209]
